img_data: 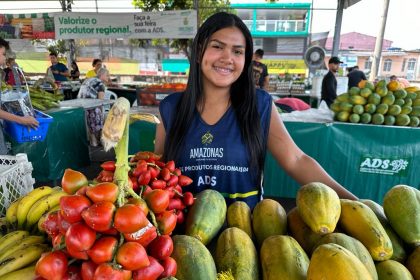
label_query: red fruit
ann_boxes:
[63,265,82,280]
[132,161,148,177]
[42,210,60,237]
[87,236,118,264]
[147,235,173,260]
[113,204,149,233]
[86,182,119,203]
[165,160,176,172]
[173,168,181,176]
[62,168,88,194]
[35,251,68,280]
[145,189,170,214]
[166,175,179,187]
[60,195,92,224]
[132,256,164,280]
[65,222,96,252]
[116,242,150,271]
[151,179,166,190]
[174,185,183,197]
[176,210,185,224]
[124,223,158,247]
[167,198,185,211]
[148,166,159,180]
[75,186,89,196]
[96,170,114,183]
[141,185,153,197]
[82,202,116,232]
[126,197,149,216]
[160,257,177,278]
[65,243,89,260]
[57,212,72,235]
[156,210,177,235]
[159,168,171,181]
[178,175,193,187]
[52,233,65,250]
[183,191,195,206]
[81,261,97,280]
[137,170,151,186]
[93,263,132,280]
[100,161,116,172]
[130,175,139,193]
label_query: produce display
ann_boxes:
[331,80,420,127]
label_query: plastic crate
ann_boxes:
[3,110,53,143]
[0,153,34,216]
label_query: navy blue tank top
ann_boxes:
[159,89,272,208]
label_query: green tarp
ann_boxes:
[264,121,420,203]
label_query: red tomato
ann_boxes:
[87,236,118,264]
[160,257,177,278]
[93,263,132,280]
[81,201,116,232]
[81,261,97,280]
[62,168,88,194]
[100,161,116,172]
[113,204,149,234]
[124,223,157,247]
[65,222,96,252]
[86,182,119,203]
[60,195,92,224]
[116,242,150,271]
[35,250,68,280]
[159,168,171,181]
[156,210,177,235]
[178,175,193,187]
[63,265,82,280]
[42,210,60,237]
[145,189,170,214]
[183,192,195,206]
[126,197,149,216]
[132,256,164,280]
[147,235,173,260]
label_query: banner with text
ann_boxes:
[54,10,196,40]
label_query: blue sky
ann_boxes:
[1,0,419,50]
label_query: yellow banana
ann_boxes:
[0,230,29,253]
[37,205,60,234]
[5,197,22,226]
[0,235,46,262]
[25,190,67,230]
[130,113,160,124]
[0,265,36,280]
[0,243,49,277]
[16,186,54,229]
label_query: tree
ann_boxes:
[131,0,232,59]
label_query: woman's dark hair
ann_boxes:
[0,37,10,50]
[71,61,79,71]
[164,12,265,180]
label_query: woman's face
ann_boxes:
[200,26,246,92]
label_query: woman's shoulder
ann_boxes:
[255,88,272,105]
[160,91,183,107]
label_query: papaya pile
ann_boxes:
[331,80,420,127]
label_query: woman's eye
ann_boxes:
[234,49,244,55]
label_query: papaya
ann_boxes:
[409,116,419,127]
[307,243,373,280]
[349,113,360,123]
[360,113,372,124]
[171,235,217,280]
[335,111,350,122]
[226,201,253,239]
[185,189,227,245]
[296,182,341,235]
[349,87,361,95]
[287,207,323,255]
[387,80,401,91]
[352,104,364,114]
[360,88,372,98]
[372,113,385,125]
[339,102,354,112]
[410,106,420,117]
[384,115,396,126]
[388,105,402,116]
[368,93,382,105]
[383,185,420,246]
[406,246,420,279]
[215,227,259,280]
[350,95,367,105]
[315,232,378,280]
[339,199,393,261]
[375,85,388,97]
[252,199,287,247]
[396,114,410,126]
[376,103,389,115]
[394,89,408,99]
[375,260,414,280]
[260,235,309,280]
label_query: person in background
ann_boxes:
[3,57,24,86]
[347,65,366,89]
[85,58,103,79]
[252,48,269,89]
[154,12,357,208]
[0,37,39,155]
[47,52,69,82]
[77,67,109,147]
[70,61,80,81]
[389,75,397,81]
[321,56,343,107]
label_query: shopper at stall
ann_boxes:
[3,57,24,86]
[77,67,109,147]
[85,58,103,79]
[321,56,342,107]
[252,49,269,89]
[347,65,366,89]
[70,61,80,80]
[47,52,69,82]
[154,12,357,208]
[0,37,39,155]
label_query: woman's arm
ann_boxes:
[154,117,166,155]
[0,109,39,128]
[267,103,357,200]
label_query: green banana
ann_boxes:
[0,265,36,280]
[25,190,67,230]
[0,243,49,277]
[16,186,54,229]
[0,231,29,253]
[0,235,46,262]
[5,198,22,226]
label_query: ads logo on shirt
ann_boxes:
[201,131,213,145]
[359,156,410,177]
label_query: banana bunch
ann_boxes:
[0,231,50,278]
[29,86,64,111]
[5,186,66,232]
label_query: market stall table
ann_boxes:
[108,87,137,106]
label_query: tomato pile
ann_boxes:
[35,151,194,280]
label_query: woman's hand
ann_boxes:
[19,116,39,129]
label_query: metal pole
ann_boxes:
[369,0,390,82]
[331,0,344,57]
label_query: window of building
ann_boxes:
[383,59,392,72]
[253,38,263,51]
[401,59,406,72]
[364,59,372,70]
[407,58,416,71]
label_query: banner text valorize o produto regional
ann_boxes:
[54,10,196,40]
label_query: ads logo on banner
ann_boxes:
[359,156,410,176]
